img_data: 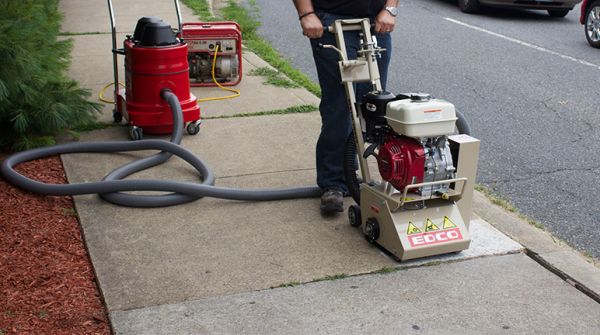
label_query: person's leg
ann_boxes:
[310,12,354,195]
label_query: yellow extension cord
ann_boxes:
[197,44,240,102]
[98,82,125,103]
[98,43,240,104]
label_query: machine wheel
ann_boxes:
[455,109,471,135]
[364,217,380,244]
[343,132,361,205]
[458,0,481,14]
[585,1,600,48]
[348,204,362,227]
[548,9,570,17]
[113,110,123,123]
[129,126,143,141]
[186,121,201,135]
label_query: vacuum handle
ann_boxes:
[174,0,183,33]
[107,0,119,105]
[108,0,182,33]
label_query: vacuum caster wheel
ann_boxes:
[364,218,380,244]
[113,110,123,123]
[129,126,143,141]
[348,204,362,227]
[186,121,201,135]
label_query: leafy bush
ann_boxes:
[0,0,101,151]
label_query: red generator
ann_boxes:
[181,22,243,87]
[112,16,201,140]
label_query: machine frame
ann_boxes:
[326,19,480,261]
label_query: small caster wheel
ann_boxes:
[186,120,201,135]
[364,217,380,244]
[113,110,123,123]
[348,204,362,227]
[129,126,143,141]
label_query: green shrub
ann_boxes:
[0,0,101,151]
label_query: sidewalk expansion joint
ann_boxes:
[59,31,111,36]
[271,251,524,290]
[215,167,315,180]
[525,248,600,305]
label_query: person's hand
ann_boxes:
[300,14,323,39]
[374,9,396,34]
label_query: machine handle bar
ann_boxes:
[327,19,376,33]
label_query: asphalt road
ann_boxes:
[253,0,600,260]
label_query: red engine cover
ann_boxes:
[377,136,426,191]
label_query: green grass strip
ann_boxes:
[180,0,213,20]
[181,0,321,97]
[475,184,546,230]
[72,121,114,132]
[249,67,300,88]
[203,104,317,119]
[313,273,348,282]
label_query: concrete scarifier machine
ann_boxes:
[325,19,481,261]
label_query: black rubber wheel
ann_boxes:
[129,126,143,141]
[548,9,570,17]
[186,121,200,135]
[585,2,600,48]
[455,109,471,136]
[458,0,481,13]
[113,110,123,123]
[348,204,362,227]
[365,218,380,244]
[343,132,361,205]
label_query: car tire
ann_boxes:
[547,9,570,17]
[458,0,481,13]
[585,1,600,48]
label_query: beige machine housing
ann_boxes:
[326,18,481,261]
[359,135,480,261]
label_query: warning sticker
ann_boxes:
[407,222,422,235]
[425,219,440,232]
[443,216,457,229]
[408,228,463,247]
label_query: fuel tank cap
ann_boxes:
[410,93,432,102]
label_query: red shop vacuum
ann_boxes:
[108,0,201,140]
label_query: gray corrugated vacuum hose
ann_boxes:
[1,89,321,207]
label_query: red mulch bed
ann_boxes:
[0,156,111,335]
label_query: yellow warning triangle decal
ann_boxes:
[425,219,440,232]
[407,222,422,235]
[443,216,457,229]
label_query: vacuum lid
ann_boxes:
[133,16,178,46]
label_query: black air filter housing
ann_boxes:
[361,90,398,143]
[363,90,396,120]
[133,17,177,47]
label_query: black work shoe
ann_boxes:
[320,189,344,214]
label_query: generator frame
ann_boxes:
[326,19,480,261]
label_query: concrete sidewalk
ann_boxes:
[59,0,600,334]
